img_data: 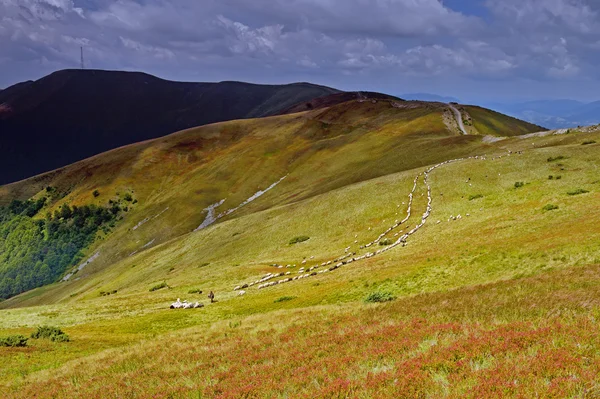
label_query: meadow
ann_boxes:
[1,101,599,397]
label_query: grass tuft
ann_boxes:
[31,326,70,342]
[274,296,297,303]
[289,236,310,245]
[149,282,169,292]
[0,334,28,347]
[542,204,559,212]
[365,291,396,303]
[567,189,589,196]
[469,194,484,201]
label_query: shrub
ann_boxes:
[93,190,100,198]
[0,334,28,347]
[274,296,296,303]
[379,239,392,246]
[469,194,484,200]
[123,193,133,202]
[555,175,562,180]
[188,289,203,294]
[149,281,169,292]
[31,326,70,342]
[567,189,589,196]
[582,140,596,145]
[289,236,310,245]
[514,182,525,189]
[365,291,396,303]
[548,175,553,180]
[99,290,117,297]
[542,204,559,211]
[547,156,565,162]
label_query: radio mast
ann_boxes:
[80,46,85,69]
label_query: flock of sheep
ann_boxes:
[169,148,519,307]
[232,154,495,293]
[169,298,204,309]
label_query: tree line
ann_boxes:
[0,197,120,299]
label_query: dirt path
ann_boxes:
[449,104,468,135]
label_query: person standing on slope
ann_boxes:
[208,291,215,303]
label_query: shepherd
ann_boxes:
[208,291,215,303]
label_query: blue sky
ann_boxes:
[1,0,600,103]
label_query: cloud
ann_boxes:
[0,0,599,99]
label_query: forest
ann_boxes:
[0,196,120,299]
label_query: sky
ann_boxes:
[1,0,600,103]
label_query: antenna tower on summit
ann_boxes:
[80,46,85,69]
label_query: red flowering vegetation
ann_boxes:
[8,264,600,398]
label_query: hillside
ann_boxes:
[2,99,595,398]
[0,69,339,185]
[0,98,545,301]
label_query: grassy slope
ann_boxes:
[1,101,593,396]
[0,100,520,308]
[462,105,546,136]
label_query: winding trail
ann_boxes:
[233,155,489,291]
[449,104,468,135]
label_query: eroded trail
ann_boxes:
[449,104,468,135]
[233,155,488,291]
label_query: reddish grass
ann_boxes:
[8,264,600,398]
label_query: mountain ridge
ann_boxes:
[0,69,341,185]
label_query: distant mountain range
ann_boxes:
[0,69,341,184]
[400,93,600,130]
[479,100,600,130]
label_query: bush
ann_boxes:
[582,141,596,145]
[188,289,203,294]
[555,175,562,180]
[31,326,70,342]
[123,193,133,202]
[99,290,117,297]
[93,190,100,198]
[289,236,310,245]
[542,204,559,211]
[0,334,28,347]
[379,239,392,246]
[547,156,565,162]
[274,296,296,303]
[469,194,484,201]
[514,182,525,189]
[567,189,589,196]
[149,281,169,292]
[365,291,396,303]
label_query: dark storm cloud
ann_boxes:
[1,0,599,101]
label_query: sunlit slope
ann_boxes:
[1,124,597,313]
[461,105,546,136]
[0,99,537,306]
[1,127,600,393]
